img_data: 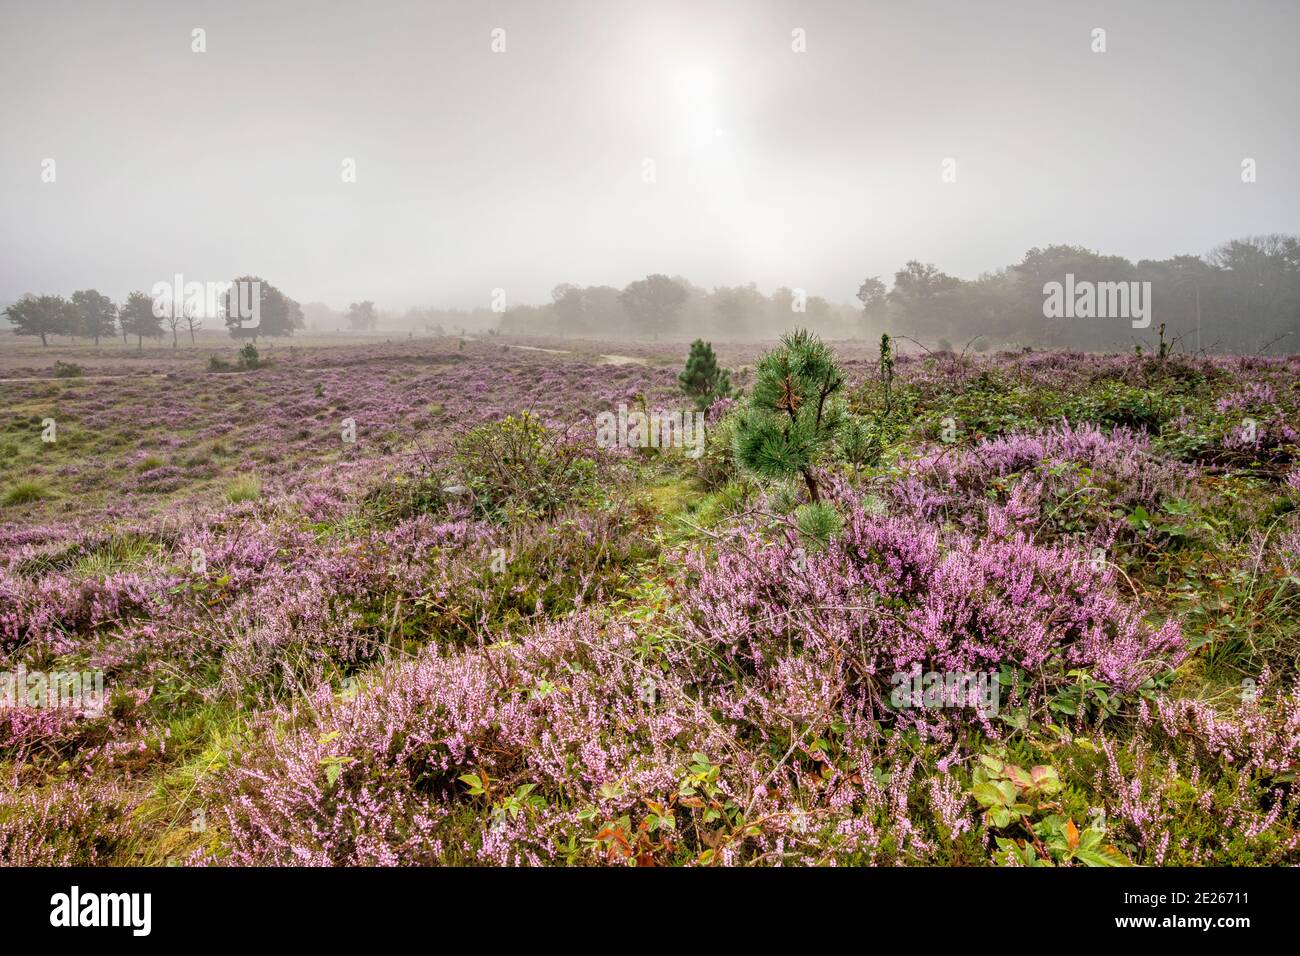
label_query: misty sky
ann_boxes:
[2,0,1297,311]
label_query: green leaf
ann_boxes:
[1074,846,1132,867]
[1029,765,1062,795]
[978,755,1003,773]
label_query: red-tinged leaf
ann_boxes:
[1065,818,1080,850]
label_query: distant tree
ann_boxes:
[70,289,117,345]
[1011,245,1136,347]
[550,284,587,333]
[1205,235,1300,351]
[712,284,765,337]
[119,291,164,350]
[183,301,203,345]
[301,301,341,331]
[223,276,301,340]
[164,308,183,348]
[4,294,76,346]
[678,339,732,410]
[619,274,687,339]
[346,300,378,331]
[856,276,888,318]
[733,329,845,503]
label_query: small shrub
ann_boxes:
[362,472,449,524]
[454,412,597,521]
[694,402,739,490]
[51,361,83,378]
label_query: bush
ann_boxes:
[362,472,450,524]
[677,484,1187,732]
[453,412,597,521]
[694,401,740,490]
[51,361,83,378]
[1066,382,1175,432]
[208,344,265,373]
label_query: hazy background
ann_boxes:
[1,0,1297,320]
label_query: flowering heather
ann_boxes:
[675,481,1185,730]
[2,338,1298,866]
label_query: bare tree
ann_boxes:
[165,308,183,348]
[183,301,203,346]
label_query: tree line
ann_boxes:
[862,235,1300,353]
[2,276,303,348]
[498,234,1300,352]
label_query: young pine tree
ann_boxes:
[678,339,732,411]
[879,333,895,414]
[733,329,844,502]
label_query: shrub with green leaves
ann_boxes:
[1065,381,1175,432]
[694,406,739,489]
[454,412,597,521]
[733,329,844,502]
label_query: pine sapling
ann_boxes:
[679,339,732,411]
[879,333,895,415]
[733,329,844,502]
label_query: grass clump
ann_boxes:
[2,478,53,506]
[225,475,261,503]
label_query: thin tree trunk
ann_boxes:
[802,470,820,503]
